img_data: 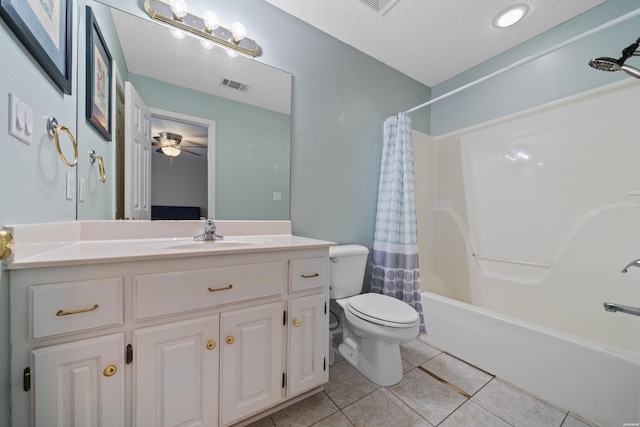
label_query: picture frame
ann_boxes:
[0,0,73,94]
[85,6,112,141]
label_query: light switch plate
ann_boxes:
[79,178,86,202]
[8,93,33,144]
[66,172,75,200]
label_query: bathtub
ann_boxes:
[421,291,640,427]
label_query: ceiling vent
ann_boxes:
[220,78,251,93]
[359,0,400,15]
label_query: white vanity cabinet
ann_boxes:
[9,246,330,427]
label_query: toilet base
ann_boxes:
[338,335,404,387]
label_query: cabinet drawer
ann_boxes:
[134,261,284,320]
[30,277,124,339]
[289,257,327,292]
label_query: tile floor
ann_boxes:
[247,335,599,427]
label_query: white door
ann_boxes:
[124,81,151,220]
[220,302,283,426]
[134,315,220,427]
[31,333,125,427]
[287,293,327,397]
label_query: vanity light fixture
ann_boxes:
[493,4,529,28]
[144,0,261,57]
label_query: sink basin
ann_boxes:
[147,237,273,250]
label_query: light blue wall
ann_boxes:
[128,73,291,220]
[432,0,640,135]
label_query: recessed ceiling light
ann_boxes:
[493,4,529,28]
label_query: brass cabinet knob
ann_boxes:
[0,230,14,261]
[103,365,117,377]
[207,340,216,350]
[226,336,235,345]
[293,319,301,327]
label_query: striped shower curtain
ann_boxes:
[370,112,425,332]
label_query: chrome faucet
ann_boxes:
[620,259,640,273]
[194,219,224,241]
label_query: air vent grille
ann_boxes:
[220,78,251,93]
[360,0,400,15]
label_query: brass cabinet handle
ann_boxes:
[293,319,301,327]
[301,273,319,278]
[206,340,216,350]
[56,304,99,316]
[208,284,233,292]
[226,336,235,345]
[103,365,117,377]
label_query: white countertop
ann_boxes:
[5,220,335,269]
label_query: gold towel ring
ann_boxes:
[47,117,78,167]
[90,150,106,183]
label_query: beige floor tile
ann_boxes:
[402,357,415,373]
[439,401,511,427]
[271,392,338,427]
[342,388,432,427]
[561,414,600,427]
[472,379,566,427]
[312,411,355,427]
[422,353,493,396]
[325,360,379,409]
[400,339,441,366]
[388,368,467,425]
[246,415,276,427]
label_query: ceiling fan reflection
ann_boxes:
[151,131,206,157]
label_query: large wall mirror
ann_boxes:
[77,1,291,220]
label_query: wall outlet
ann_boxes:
[79,177,86,202]
[66,172,75,200]
[273,192,282,201]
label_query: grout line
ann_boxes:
[417,365,472,399]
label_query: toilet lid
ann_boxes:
[346,293,419,327]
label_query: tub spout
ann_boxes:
[620,259,640,273]
[603,302,640,317]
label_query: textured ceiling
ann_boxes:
[264,0,606,87]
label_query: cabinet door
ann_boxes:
[31,333,125,427]
[134,315,219,427]
[220,302,283,426]
[288,293,328,397]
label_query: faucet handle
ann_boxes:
[204,218,216,232]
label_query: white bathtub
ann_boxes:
[421,291,640,427]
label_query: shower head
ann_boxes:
[588,36,640,79]
[588,57,622,72]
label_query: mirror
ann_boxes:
[78,2,291,220]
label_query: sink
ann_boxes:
[147,237,273,250]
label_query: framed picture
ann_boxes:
[0,0,73,94]
[85,6,112,141]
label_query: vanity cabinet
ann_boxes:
[10,247,330,427]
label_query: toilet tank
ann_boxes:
[329,244,370,299]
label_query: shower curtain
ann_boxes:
[370,112,425,332]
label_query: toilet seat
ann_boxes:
[345,293,419,328]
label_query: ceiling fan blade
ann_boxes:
[181,148,203,156]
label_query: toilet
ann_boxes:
[330,244,420,386]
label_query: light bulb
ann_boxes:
[203,11,219,32]
[200,40,214,49]
[161,146,181,156]
[169,0,188,20]
[231,22,246,43]
[170,28,186,39]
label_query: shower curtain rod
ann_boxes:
[406,7,640,114]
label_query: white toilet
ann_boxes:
[330,244,420,386]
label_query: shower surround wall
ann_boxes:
[415,79,640,425]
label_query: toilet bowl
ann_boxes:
[329,245,420,386]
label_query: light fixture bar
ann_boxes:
[144,0,261,57]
